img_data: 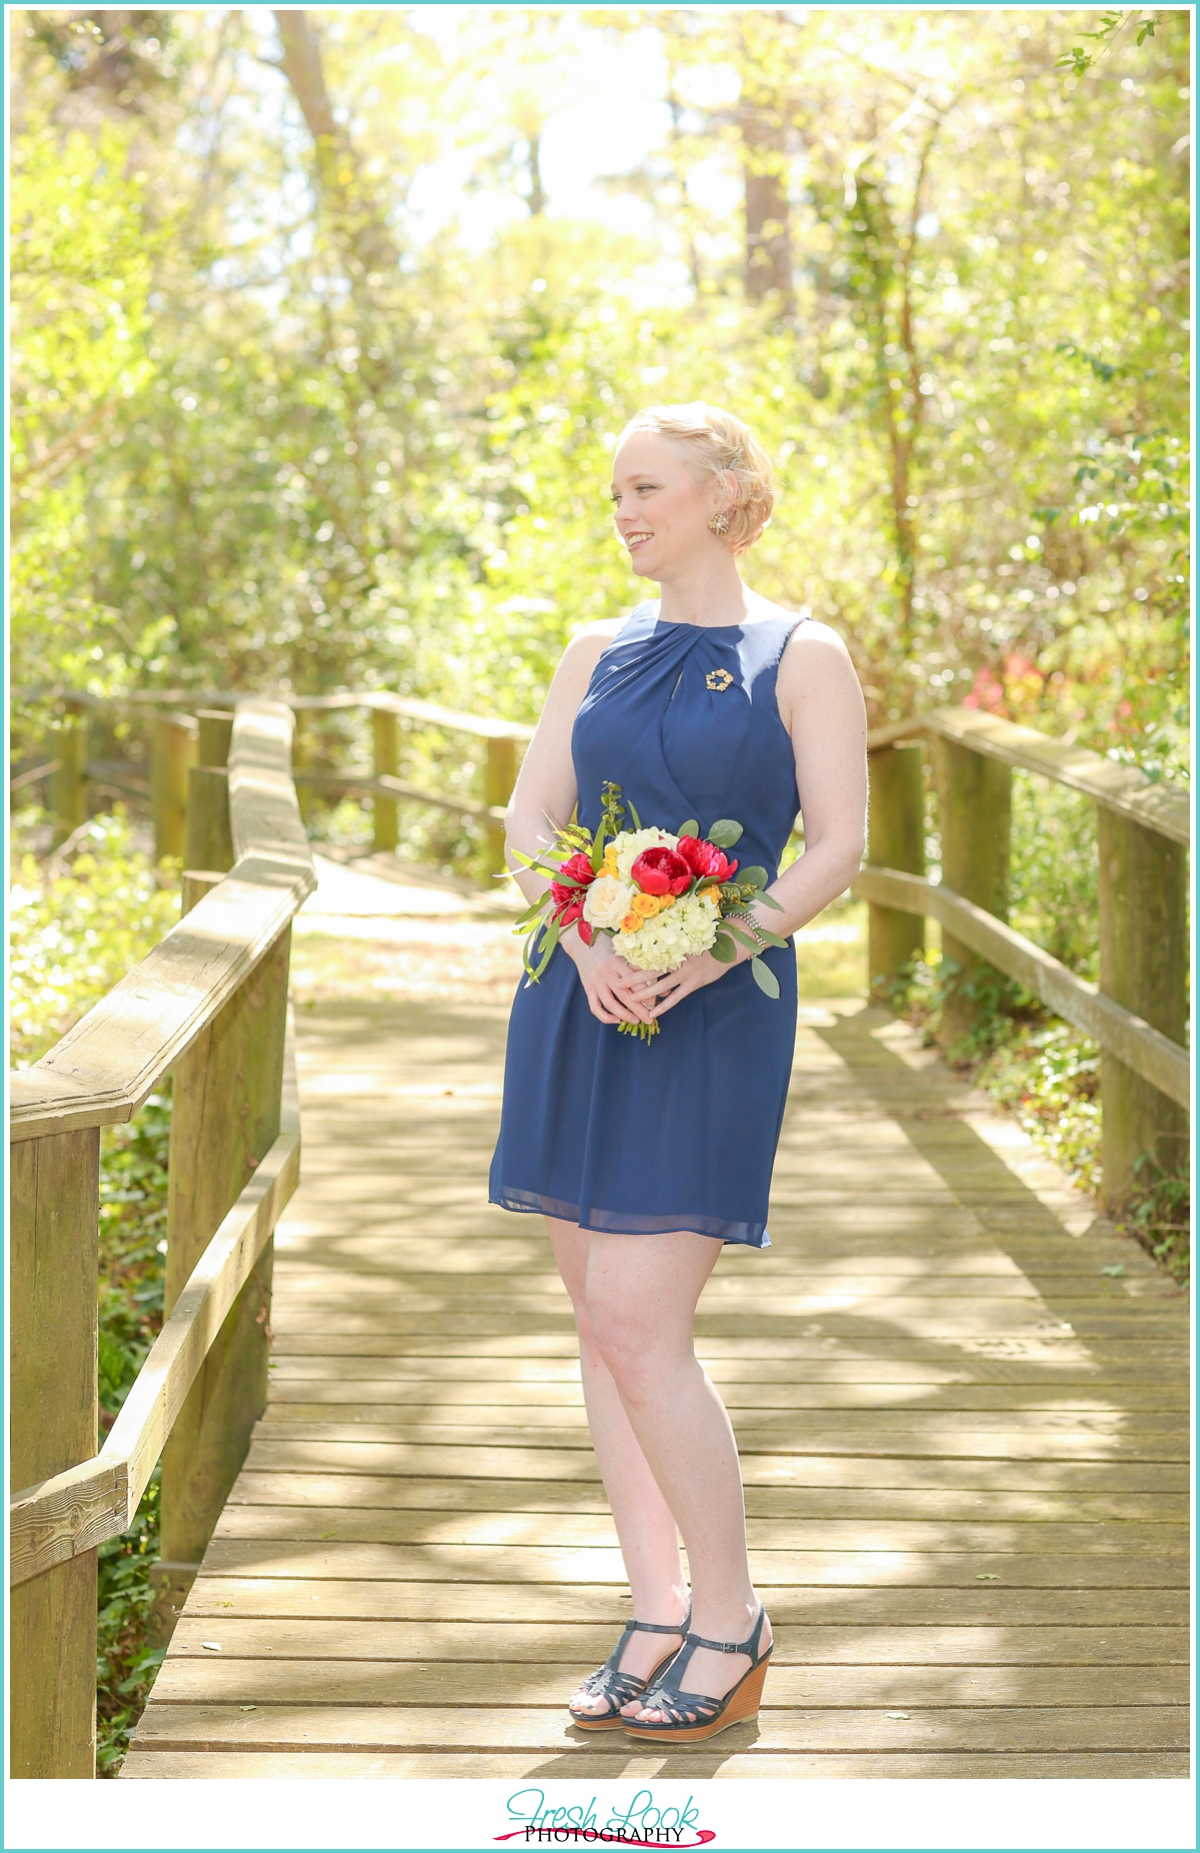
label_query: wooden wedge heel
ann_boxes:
[568,1608,690,1731]
[621,1605,772,1743]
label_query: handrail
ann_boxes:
[853,867,1190,1108]
[16,684,535,743]
[9,1010,301,1586]
[867,708,1189,846]
[10,700,316,1141]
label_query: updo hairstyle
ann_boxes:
[618,402,775,556]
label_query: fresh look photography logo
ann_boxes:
[495,1788,716,1847]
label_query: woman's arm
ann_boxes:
[628,620,868,1016]
[503,624,658,1027]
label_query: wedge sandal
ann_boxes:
[621,1604,772,1743]
[568,1608,690,1732]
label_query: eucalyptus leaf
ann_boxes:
[707,818,744,848]
[738,865,768,888]
[756,890,784,911]
[725,924,760,951]
[710,931,737,964]
[754,928,789,949]
[677,818,699,838]
[750,956,781,998]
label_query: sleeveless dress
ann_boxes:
[488,602,809,1249]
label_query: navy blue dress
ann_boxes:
[488,603,808,1249]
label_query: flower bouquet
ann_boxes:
[510,782,787,1040]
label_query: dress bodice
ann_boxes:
[571,602,807,879]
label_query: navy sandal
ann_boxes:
[622,1604,772,1742]
[568,1608,691,1732]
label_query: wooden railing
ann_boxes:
[858,706,1190,1211]
[19,687,534,874]
[9,700,314,1778]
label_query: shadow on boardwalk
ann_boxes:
[123,996,1189,1779]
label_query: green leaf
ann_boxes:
[707,818,744,848]
[725,924,760,951]
[626,796,642,830]
[710,931,737,963]
[530,917,560,980]
[590,832,606,874]
[754,928,789,949]
[756,890,784,911]
[677,819,699,838]
[738,865,768,888]
[750,956,780,998]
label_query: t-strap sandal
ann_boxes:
[622,1604,772,1742]
[568,1608,691,1732]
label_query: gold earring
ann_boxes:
[708,511,731,536]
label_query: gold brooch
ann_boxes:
[705,668,734,692]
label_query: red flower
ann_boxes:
[675,835,738,883]
[549,851,596,928]
[630,846,692,896]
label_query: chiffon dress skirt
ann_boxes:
[489,603,809,1250]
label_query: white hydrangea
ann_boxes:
[613,891,718,973]
[610,827,679,882]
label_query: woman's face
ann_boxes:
[610,431,728,581]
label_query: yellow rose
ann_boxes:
[659,894,676,910]
[602,845,619,876]
[621,912,640,933]
[632,893,660,918]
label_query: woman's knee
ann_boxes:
[586,1296,667,1395]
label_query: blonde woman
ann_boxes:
[489,404,867,1740]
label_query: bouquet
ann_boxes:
[510,781,787,1040]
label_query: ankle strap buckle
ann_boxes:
[720,1642,738,1654]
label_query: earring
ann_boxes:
[708,511,731,536]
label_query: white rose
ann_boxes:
[583,875,635,932]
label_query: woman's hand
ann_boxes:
[622,946,733,1019]
[561,931,664,1027]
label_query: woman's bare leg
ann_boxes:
[581,1229,772,1720]
[545,1216,690,1715]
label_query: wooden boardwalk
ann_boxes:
[124,992,1189,1779]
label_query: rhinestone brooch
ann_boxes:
[705,668,735,692]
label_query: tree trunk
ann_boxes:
[741,106,793,313]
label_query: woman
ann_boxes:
[489,403,867,1742]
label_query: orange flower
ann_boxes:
[632,892,660,917]
[621,912,640,933]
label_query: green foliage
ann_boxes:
[96,1468,163,1778]
[9,808,180,1067]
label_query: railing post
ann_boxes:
[372,707,399,853]
[867,742,924,997]
[184,712,235,874]
[153,875,290,1639]
[935,736,1012,1050]
[485,735,516,877]
[292,709,314,826]
[49,698,88,848]
[10,1127,100,1777]
[1097,811,1189,1210]
[151,713,198,864]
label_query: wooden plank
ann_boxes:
[178,1576,1189,1626]
[261,1374,1190,1411]
[193,1539,1190,1588]
[240,1419,1191,1462]
[127,1701,1189,1753]
[165,1615,1191,1666]
[149,1658,1189,1709]
[119,1748,1192,1778]
[852,867,1189,1107]
[11,701,315,1140]
[239,1438,1189,1492]
[211,1506,1187,1558]
[294,768,506,827]
[225,1471,1190,1524]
